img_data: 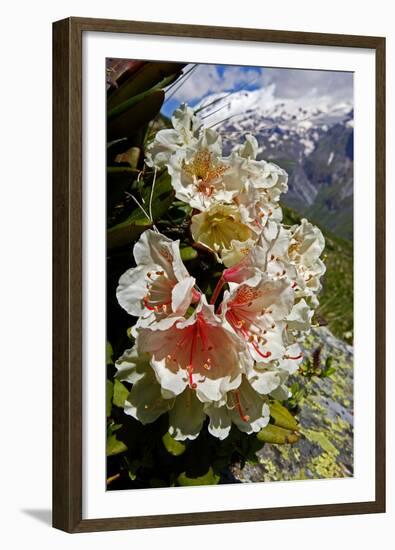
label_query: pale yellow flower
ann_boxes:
[191,204,254,261]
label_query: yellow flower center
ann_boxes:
[288,241,301,256]
[183,149,227,196]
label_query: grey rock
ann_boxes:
[232,327,354,482]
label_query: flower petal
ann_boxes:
[229,379,270,433]
[246,363,287,395]
[270,384,291,400]
[279,343,304,374]
[171,276,196,316]
[115,345,149,385]
[168,388,206,441]
[116,265,154,317]
[145,129,183,168]
[287,299,314,331]
[133,230,174,277]
[205,404,232,440]
[237,134,258,160]
[150,357,188,397]
[124,373,174,424]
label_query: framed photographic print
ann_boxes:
[52,17,386,532]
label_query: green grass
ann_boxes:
[307,184,353,241]
[282,206,353,343]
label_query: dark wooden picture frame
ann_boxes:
[53,17,386,533]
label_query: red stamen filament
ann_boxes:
[227,310,272,359]
[143,297,156,311]
[210,276,225,305]
[186,322,199,390]
[285,353,303,360]
[187,365,197,389]
[251,341,272,359]
[234,391,250,422]
[173,316,213,390]
[143,296,171,311]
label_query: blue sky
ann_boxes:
[162,65,264,116]
[161,64,353,117]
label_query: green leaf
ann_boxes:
[151,71,183,92]
[107,90,165,142]
[325,356,333,368]
[106,341,114,365]
[111,423,122,432]
[108,62,185,112]
[180,246,198,262]
[106,170,135,213]
[125,457,140,481]
[108,88,160,121]
[106,380,114,417]
[112,379,129,408]
[257,424,300,445]
[106,434,128,456]
[270,401,299,431]
[107,172,174,250]
[107,217,152,250]
[322,367,336,377]
[108,72,182,121]
[107,166,140,175]
[178,466,220,487]
[140,171,174,219]
[322,356,336,378]
[162,432,187,456]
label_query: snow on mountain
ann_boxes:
[197,87,354,240]
[199,85,352,132]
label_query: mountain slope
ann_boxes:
[199,88,354,240]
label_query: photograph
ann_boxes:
[105,59,354,490]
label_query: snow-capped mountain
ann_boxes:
[198,87,354,239]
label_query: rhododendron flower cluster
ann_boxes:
[115,104,326,441]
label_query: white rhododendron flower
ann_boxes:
[288,218,326,303]
[227,134,288,232]
[222,218,323,324]
[116,229,198,320]
[145,104,201,169]
[167,130,237,211]
[115,346,205,440]
[116,346,174,424]
[114,103,326,441]
[220,275,294,363]
[136,296,244,403]
[205,377,270,440]
[230,141,288,201]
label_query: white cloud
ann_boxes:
[170,64,353,106]
[171,64,262,103]
[259,67,353,102]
